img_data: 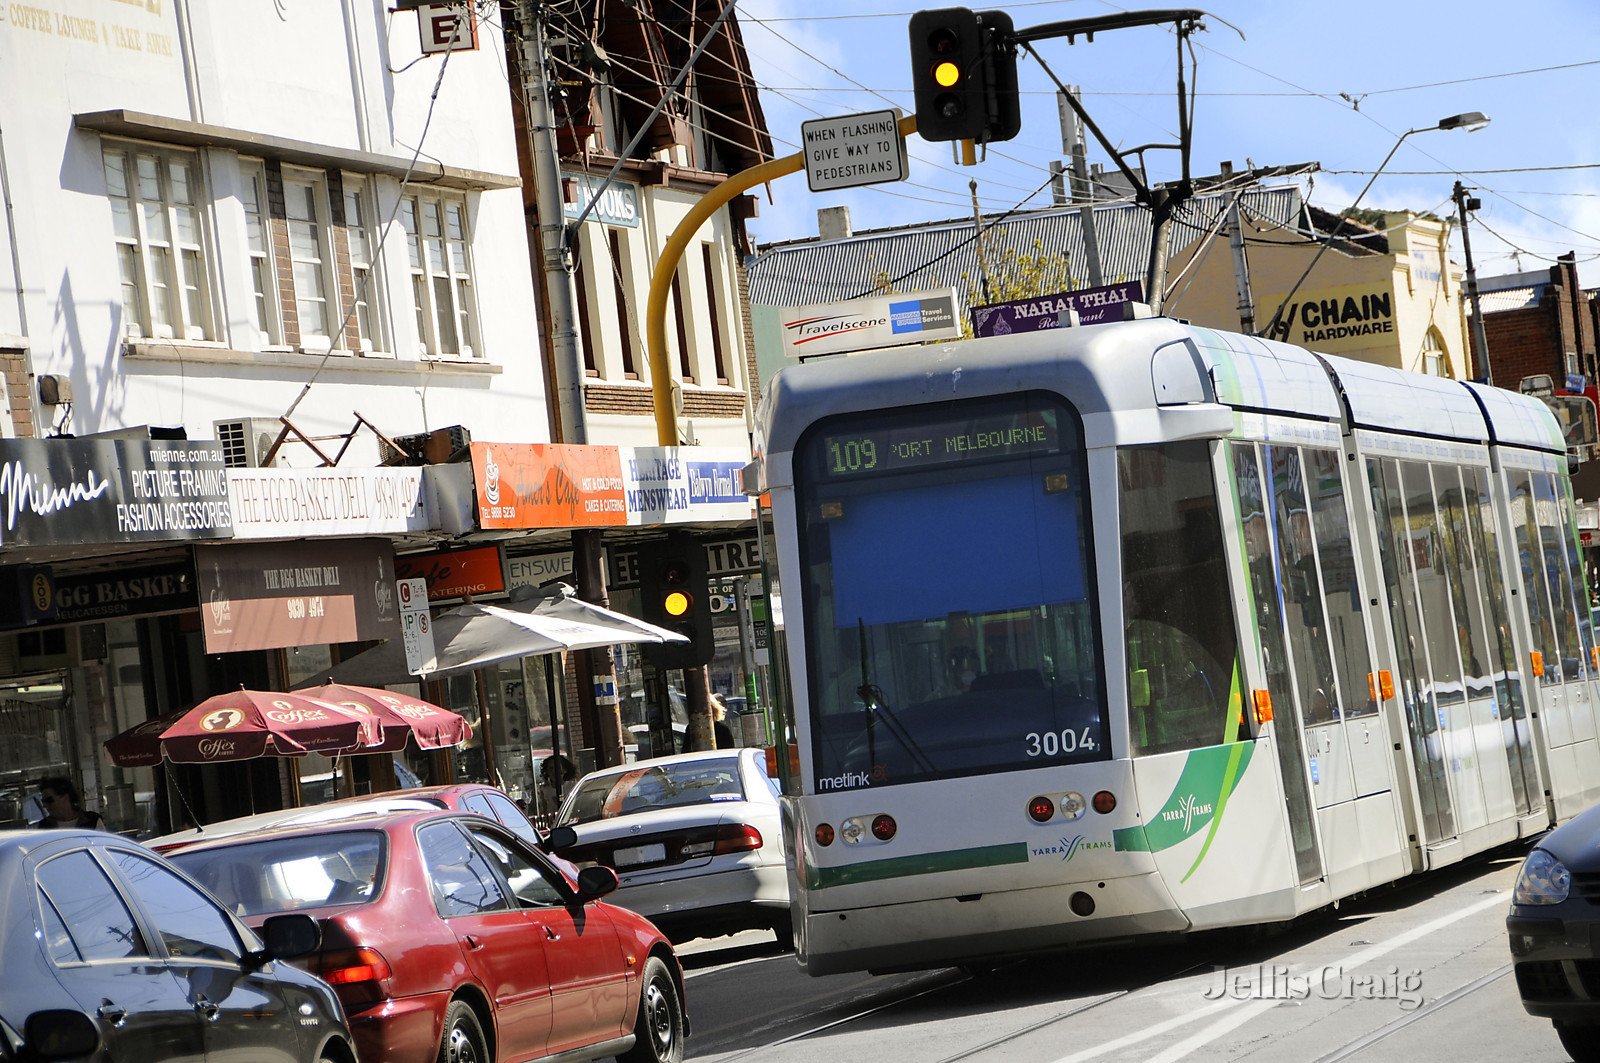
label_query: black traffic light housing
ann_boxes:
[637,533,713,670]
[908,7,1020,144]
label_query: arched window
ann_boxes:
[1421,326,1451,377]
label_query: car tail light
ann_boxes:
[870,814,896,841]
[313,947,392,1011]
[683,824,763,857]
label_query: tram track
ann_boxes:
[1307,963,1513,1063]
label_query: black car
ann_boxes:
[1508,801,1600,1063]
[0,829,353,1063]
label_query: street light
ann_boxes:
[1260,111,1491,342]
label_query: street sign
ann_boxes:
[398,577,437,676]
[801,110,908,193]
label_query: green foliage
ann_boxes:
[958,238,1079,338]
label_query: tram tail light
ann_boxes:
[1531,651,1545,678]
[1367,672,1377,702]
[1027,795,1055,822]
[815,823,835,846]
[1252,690,1274,725]
[1378,670,1394,700]
[1092,790,1117,814]
[871,814,897,841]
[1591,646,1599,672]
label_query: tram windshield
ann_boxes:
[794,393,1107,790]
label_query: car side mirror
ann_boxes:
[542,825,578,853]
[259,913,321,962]
[23,1010,101,1060]
[574,865,618,904]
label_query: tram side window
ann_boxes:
[1400,461,1467,710]
[1234,444,1296,735]
[1556,481,1595,678]
[1121,441,1241,757]
[1305,449,1377,719]
[1266,445,1340,727]
[1533,472,1585,680]
[1432,465,1498,698]
[1468,467,1520,678]
[1508,470,1560,685]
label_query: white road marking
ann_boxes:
[1048,889,1509,1063]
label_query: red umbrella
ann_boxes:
[307,683,472,753]
[104,708,191,768]
[108,689,381,766]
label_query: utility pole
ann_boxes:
[514,0,624,769]
[970,179,992,303]
[1061,86,1104,286]
[1454,180,1493,386]
[1218,162,1256,334]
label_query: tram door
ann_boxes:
[1507,467,1599,818]
[1369,457,1536,859]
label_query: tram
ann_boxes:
[748,317,1600,976]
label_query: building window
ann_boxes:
[103,144,213,341]
[608,228,637,377]
[701,243,728,383]
[1421,326,1448,377]
[402,192,478,358]
[671,267,693,383]
[240,163,282,346]
[342,178,381,351]
[283,171,335,350]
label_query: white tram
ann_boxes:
[750,318,1600,976]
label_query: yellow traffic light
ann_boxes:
[934,60,961,87]
[664,590,692,617]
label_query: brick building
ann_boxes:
[1478,253,1600,391]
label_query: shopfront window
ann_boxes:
[0,675,74,830]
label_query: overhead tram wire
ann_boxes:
[623,6,1061,195]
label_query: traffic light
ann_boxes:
[908,7,1020,144]
[637,533,713,670]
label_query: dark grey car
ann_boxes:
[1508,801,1600,1063]
[0,829,353,1063]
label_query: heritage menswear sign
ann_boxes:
[0,438,231,548]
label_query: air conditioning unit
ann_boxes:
[213,417,285,468]
[379,425,471,466]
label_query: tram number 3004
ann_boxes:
[1025,729,1097,757]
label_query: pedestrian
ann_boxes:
[31,778,106,830]
[711,694,737,750]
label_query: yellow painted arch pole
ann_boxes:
[647,115,919,445]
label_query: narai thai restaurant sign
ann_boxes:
[0,439,232,548]
[196,538,402,653]
[970,281,1144,337]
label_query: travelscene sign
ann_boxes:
[228,467,429,539]
[620,446,754,526]
[970,281,1144,337]
[0,439,231,548]
[779,288,963,357]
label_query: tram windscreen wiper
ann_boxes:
[854,619,937,776]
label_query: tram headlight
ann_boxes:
[1059,792,1087,820]
[1512,849,1571,905]
[840,819,866,844]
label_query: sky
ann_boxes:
[731,0,1600,288]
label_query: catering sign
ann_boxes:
[396,544,506,602]
[779,288,962,357]
[471,442,627,529]
[197,539,402,653]
[0,438,231,548]
[227,467,429,539]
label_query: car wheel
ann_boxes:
[436,1001,488,1063]
[773,914,794,952]
[619,956,684,1063]
[1556,1022,1600,1063]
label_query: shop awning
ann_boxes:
[292,584,685,687]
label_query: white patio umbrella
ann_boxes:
[293,583,686,688]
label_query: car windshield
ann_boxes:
[170,830,386,917]
[560,757,746,825]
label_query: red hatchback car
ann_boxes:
[168,808,687,1063]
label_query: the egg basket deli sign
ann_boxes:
[0,439,231,547]
[779,288,963,357]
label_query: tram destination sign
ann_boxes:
[819,408,1063,479]
[801,109,908,193]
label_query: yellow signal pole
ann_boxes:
[645,115,919,445]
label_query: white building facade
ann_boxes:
[0,0,546,453]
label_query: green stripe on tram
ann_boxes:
[807,842,1029,890]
